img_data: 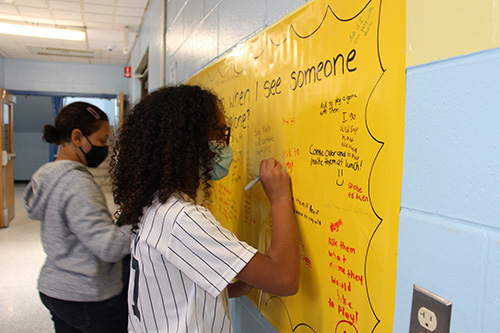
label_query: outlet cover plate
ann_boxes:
[409,284,452,333]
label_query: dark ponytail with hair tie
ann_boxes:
[42,124,61,145]
[42,102,108,145]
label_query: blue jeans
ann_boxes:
[40,291,128,333]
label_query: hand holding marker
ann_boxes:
[245,156,289,191]
[244,176,260,191]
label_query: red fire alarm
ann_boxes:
[124,66,132,78]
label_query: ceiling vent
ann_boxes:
[26,45,102,59]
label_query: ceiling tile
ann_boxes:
[0,0,147,64]
[88,41,116,50]
[54,19,83,27]
[10,35,38,46]
[116,0,149,9]
[113,53,130,61]
[23,16,56,24]
[0,13,24,22]
[114,15,141,26]
[1,50,25,59]
[0,34,14,43]
[52,10,83,21]
[32,38,66,47]
[48,1,81,12]
[17,6,52,18]
[85,21,114,30]
[10,0,47,8]
[116,7,142,17]
[85,13,112,23]
[87,28,122,41]
[60,39,88,49]
[85,0,115,5]
[84,4,114,15]
[0,4,18,14]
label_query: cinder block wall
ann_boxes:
[130,0,500,331]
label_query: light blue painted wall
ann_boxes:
[165,0,306,86]
[4,59,128,95]
[12,95,54,181]
[0,55,5,87]
[394,48,500,332]
[1,59,128,181]
[129,0,500,332]
[129,0,307,104]
[128,0,164,105]
[14,132,50,181]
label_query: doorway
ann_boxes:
[1,88,16,227]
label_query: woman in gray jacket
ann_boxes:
[23,102,131,333]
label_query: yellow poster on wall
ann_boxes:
[188,0,405,331]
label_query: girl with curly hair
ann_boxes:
[23,102,131,332]
[111,85,299,332]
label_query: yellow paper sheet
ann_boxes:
[188,0,405,331]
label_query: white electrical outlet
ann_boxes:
[417,306,437,331]
[409,285,452,333]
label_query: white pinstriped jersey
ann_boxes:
[128,194,257,333]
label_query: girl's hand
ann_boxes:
[259,158,292,204]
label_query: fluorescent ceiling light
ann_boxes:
[0,22,86,40]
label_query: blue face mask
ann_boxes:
[205,141,233,180]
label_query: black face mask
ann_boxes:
[80,136,108,168]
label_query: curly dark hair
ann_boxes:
[110,85,226,231]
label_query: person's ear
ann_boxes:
[70,129,84,146]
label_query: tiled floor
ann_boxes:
[0,183,54,332]
[0,183,117,333]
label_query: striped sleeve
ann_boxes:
[165,203,257,298]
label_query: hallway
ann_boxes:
[0,183,53,332]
